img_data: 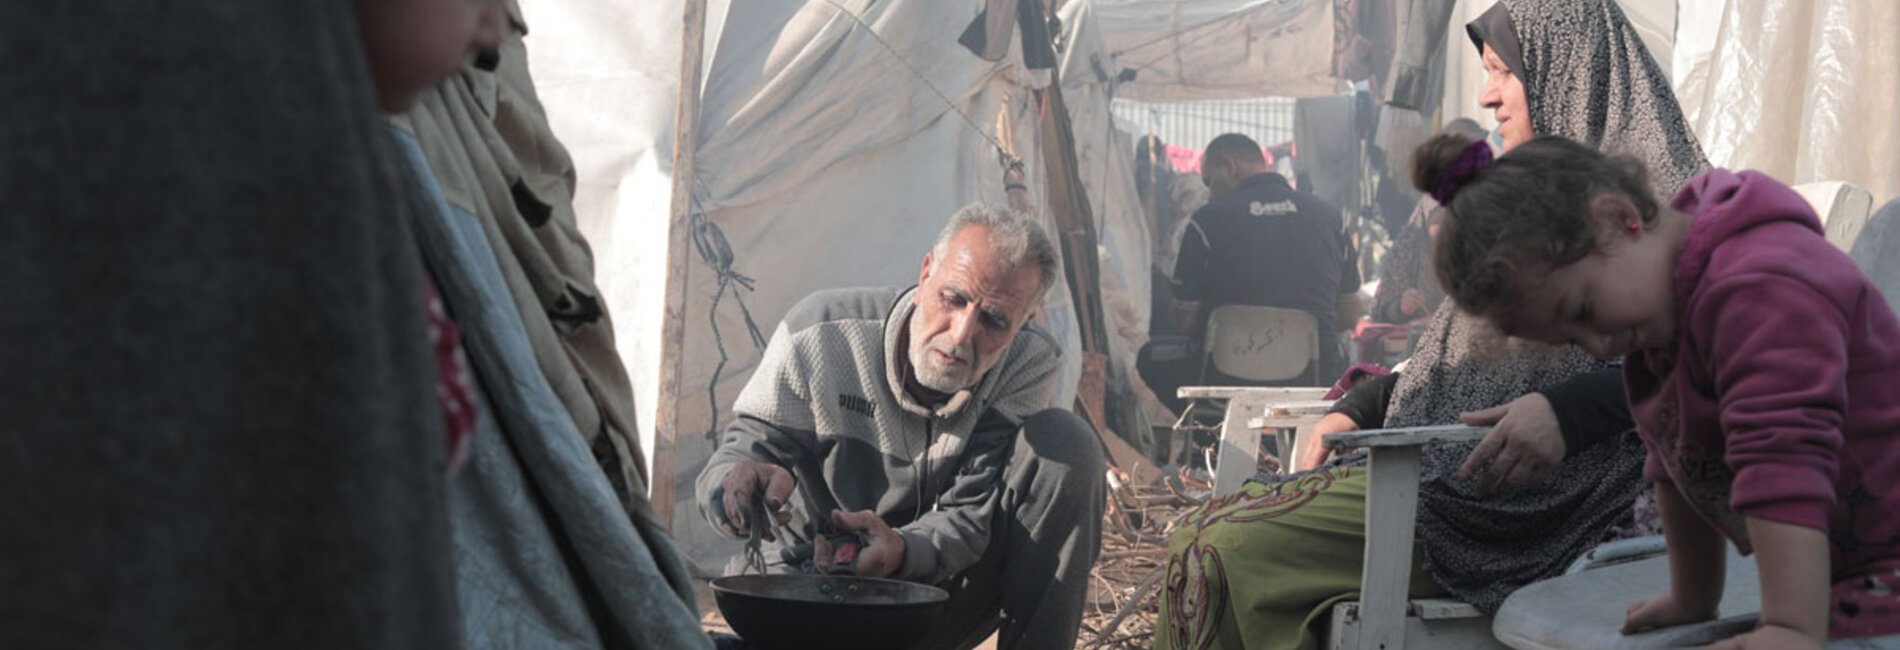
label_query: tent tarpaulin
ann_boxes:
[525,0,1155,568]
[665,0,1073,564]
[1674,0,1900,204]
[1090,0,1340,102]
[519,0,686,481]
[1058,0,1155,395]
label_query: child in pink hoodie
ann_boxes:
[1415,132,1900,649]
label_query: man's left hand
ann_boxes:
[831,509,906,579]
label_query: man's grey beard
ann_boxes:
[909,340,975,394]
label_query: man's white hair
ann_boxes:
[930,203,1060,298]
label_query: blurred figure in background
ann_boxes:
[1139,133,1357,415]
[1359,118,1489,365]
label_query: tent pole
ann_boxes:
[1026,0,1158,480]
[653,0,709,531]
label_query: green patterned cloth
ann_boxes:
[1155,468,1443,650]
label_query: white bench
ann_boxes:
[1493,546,1761,650]
[1323,425,1504,650]
[1322,427,1768,650]
[1176,386,1331,495]
[1249,399,1339,476]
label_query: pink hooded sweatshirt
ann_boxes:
[1627,169,1900,638]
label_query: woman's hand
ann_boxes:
[1296,412,1361,472]
[1457,393,1566,496]
[1400,288,1426,317]
[1621,591,1720,635]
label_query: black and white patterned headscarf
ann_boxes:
[1470,0,1710,194]
[1381,0,1711,611]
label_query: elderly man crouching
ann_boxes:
[695,203,1106,650]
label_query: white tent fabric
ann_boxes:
[1674,0,1900,204]
[1431,0,1499,131]
[1618,0,1677,81]
[1087,0,1670,109]
[1671,0,1726,93]
[1089,0,1340,102]
[518,0,684,475]
[1059,0,1155,375]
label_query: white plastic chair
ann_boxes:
[1176,306,1329,494]
[1201,305,1321,385]
[1322,426,1506,650]
[1492,545,1761,650]
[1176,386,1332,496]
[1320,428,1764,650]
[1794,180,1876,251]
[1850,199,1900,308]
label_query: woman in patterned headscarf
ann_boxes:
[1153,2,1708,649]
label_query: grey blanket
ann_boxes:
[395,129,711,650]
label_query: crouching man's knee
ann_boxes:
[1016,408,1106,491]
[1018,406,1109,471]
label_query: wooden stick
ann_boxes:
[1323,424,1490,450]
[1086,565,1168,649]
[651,0,710,529]
[1099,549,1169,561]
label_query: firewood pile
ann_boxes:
[1076,467,1212,649]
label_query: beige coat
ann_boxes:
[394,2,650,522]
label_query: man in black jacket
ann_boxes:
[1141,133,1361,413]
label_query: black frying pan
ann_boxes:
[711,574,950,650]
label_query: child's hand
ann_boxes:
[1621,592,1718,635]
[1707,624,1823,650]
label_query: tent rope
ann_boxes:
[815,0,1012,161]
[689,181,766,440]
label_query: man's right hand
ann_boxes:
[720,460,796,539]
[830,509,906,579]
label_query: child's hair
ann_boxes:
[1413,134,1660,327]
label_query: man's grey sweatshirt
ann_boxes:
[695,286,1062,584]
